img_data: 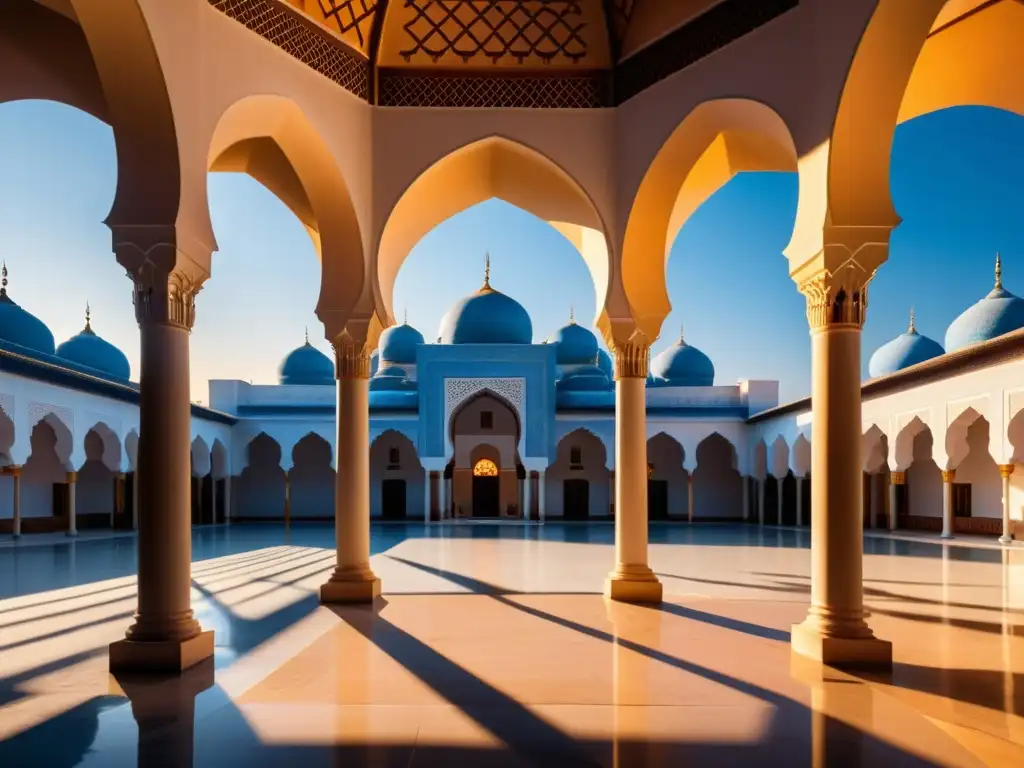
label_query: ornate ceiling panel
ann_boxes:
[283,0,380,56]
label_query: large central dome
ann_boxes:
[437,259,532,345]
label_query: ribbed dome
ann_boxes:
[556,364,610,391]
[869,310,944,378]
[945,255,1024,352]
[379,318,424,364]
[56,306,130,380]
[551,311,598,365]
[279,333,334,385]
[438,257,532,345]
[369,365,413,391]
[650,327,714,387]
[596,348,613,379]
[0,265,55,355]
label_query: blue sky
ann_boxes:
[0,102,1022,404]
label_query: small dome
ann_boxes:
[869,309,944,378]
[551,310,598,365]
[596,348,613,379]
[437,256,532,345]
[379,318,424,364]
[556,364,611,391]
[945,255,1024,352]
[279,333,334,385]
[369,366,413,391]
[0,265,55,355]
[650,327,714,386]
[56,305,130,380]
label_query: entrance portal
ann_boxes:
[382,479,407,520]
[472,458,500,517]
[563,479,589,520]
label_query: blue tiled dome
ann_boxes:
[596,349,613,379]
[868,311,944,378]
[945,256,1024,352]
[0,267,55,355]
[369,366,413,391]
[56,307,130,380]
[279,335,334,385]
[379,320,424,365]
[551,313,598,365]
[650,328,714,387]
[438,268,532,345]
[556,364,611,391]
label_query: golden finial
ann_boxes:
[84,302,93,333]
[569,304,576,325]
[403,308,408,325]
[679,322,685,344]
[0,261,7,299]
[907,306,916,334]
[480,252,493,291]
[995,252,1003,290]
[304,326,310,346]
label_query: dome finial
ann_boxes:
[1,261,8,301]
[83,301,94,334]
[908,305,916,334]
[304,326,310,346]
[403,308,408,325]
[569,304,576,325]
[482,252,492,291]
[679,322,685,344]
[995,252,1003,290]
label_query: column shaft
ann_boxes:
[795,476,804,527]
[211,476,218,524]
[524,473,532,522]
[538,469,547,523]
[224,475,232,524]
[757,478,765,526]
[742,476,750,522]
[941,470,955,539]
[791,323,890,666]
[999,465,1014,544]
[424,473,432,522]
[687,474,694,523]
[132,470,139,530]
[322,350,379,603]
[605,357,661,603]
[284,474,291,526]
[11,467,21,538]
[888,472,903,531]
[777,480,784,527]
[867,474,877,529]
[66,472,78,536]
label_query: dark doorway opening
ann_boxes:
[780,472,797,526]
[382,479,407,520]
[563,479,590,520]
[648,480,668,521]
[953,483,972,517]
[763,476,780,525]
[472,475,500,518]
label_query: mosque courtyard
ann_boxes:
[0,522,1021,767]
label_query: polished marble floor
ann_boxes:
[0,522,1022,766]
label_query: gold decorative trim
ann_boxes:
[890,471,906,485]
[999,464,1015,478]
[611,332,651,379]
[130,270,202,331]
[66,471,78,484]
[941,469,956,483]
[798,259,876,331]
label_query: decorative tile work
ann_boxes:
[378,69,607,108]
[317,0,379,48]
[209,0,370,99]
[399,0,588,64]
[614,0,798,104]
[445,378,525,433]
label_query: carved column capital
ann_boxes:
[941,469,956,484]
[999,464,1015,479]
[332,332,373,380]
[610,331,652,380]
[797,258,876,331]
[890,471,906,485]
[66,471,78,484]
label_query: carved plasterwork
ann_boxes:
[29,402,73,433]
[445,378,526,454]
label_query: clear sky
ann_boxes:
[0,102,1022,404]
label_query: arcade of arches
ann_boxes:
[4,0,1024,683]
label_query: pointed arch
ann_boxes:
[289,432,335,519]
[693,432,744,520]
[375,135,611,326]
[208,94,366,333]
[236,432,287,519]
[622,98,798,338]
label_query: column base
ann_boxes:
[999,535,1013,545]
[320,576,381,604]
[604,571,663,604]
[940,532,954,540]
[790,622,891,669]
[66,530,78,538]
[109,630,214,674]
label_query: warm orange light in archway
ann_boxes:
[473,459,498,477]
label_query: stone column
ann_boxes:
[941,469,956,539]
[524,472,532,521]
[999,464,1014,544]
[790,262,891,667]
[113,472,126,529]
[742,476,750,521]
[9,466,22,538]
[66,471,78,537]
[609,471,615,517]
[224,475,232,524]
[889,471,903,530]
[687,474,694,523]
[283,473,291,527]
[321,338,380,603]
[867,474,878,529]
[795,476,804,527]
[776,478,784,526]
[424,472,433,522]
[210,475,218,525]
[604,337,661,603]
[537,469,547,523]
[110,261,213,674]
[757,478,765,526]
[132,469,139,530]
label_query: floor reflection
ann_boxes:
[1,523,1022,766]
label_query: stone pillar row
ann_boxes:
[889,471,904,531]
[941,469,956,539]
[999,464,1015,545]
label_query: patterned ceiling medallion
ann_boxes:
[399,1,588,64]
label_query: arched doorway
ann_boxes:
[471,458,500,519]
[450,391,522,519]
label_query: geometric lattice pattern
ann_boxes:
[445,378,526,440]
[605,0,635,53]
[209,0,370,99]
[379,70,606,108]
[316,0,379,48]
[399,1,588,64]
